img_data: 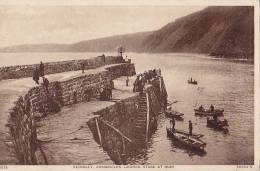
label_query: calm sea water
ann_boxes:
[129,53,254,165]
[0,52,254,165]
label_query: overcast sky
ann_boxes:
[0,6,205,47]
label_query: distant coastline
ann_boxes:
[0,6,254,61]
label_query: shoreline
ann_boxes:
[0,52,254,68]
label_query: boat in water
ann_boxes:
[187,80,198,85]
[166,128,206,152]
[165,110,184,121]
[194,108,224,117]
[165,107,184,120]
[174,129,204,139]
[207,117,229,133]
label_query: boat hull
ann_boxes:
[187,80,197,85]
[207,119,229,132]
[194,109,224,117]
[166,128,206,152]
[165,111,184,120]
[174,129,204,139]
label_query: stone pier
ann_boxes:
[1,55,167,165]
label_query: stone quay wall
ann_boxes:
[0,55,125,80]
[87,95,140,164]
[87,79,167,164]
[5,62,136,164]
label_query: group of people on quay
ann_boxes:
[32,60,115,101]
[30,60,165,123]
[31,61,114,105]
[133,68,161,93]
[32,61,44,84]
[99,80,114,101]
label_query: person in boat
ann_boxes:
[190,77,192,82]
[199,105,204,111]
[213,115,221,124]
[171,118,175,132]
[189,120,193,136]
[210,104,215,112]
[207,117,210,123]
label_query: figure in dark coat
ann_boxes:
[81,62,85,73]
[110,80,114,89]
[108,87,112,100]
[210,104,215,112]
[33,68,40,84]
[43,77,49,94]
[189,120,193,136]
[126,76,129,86]
[39,61,44,77]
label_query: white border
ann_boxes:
[0,0,259,171]
[0,0,257,6]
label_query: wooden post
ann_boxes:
[95,118,102,146]
[146,92,150,142]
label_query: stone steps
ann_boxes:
[133,93,148,143]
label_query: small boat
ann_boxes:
[166,128,206,152]
[207,118,229,132]
[194,108,224,117]
[165,110,184,120]
[174,129,204,139]
[188,80,198,85]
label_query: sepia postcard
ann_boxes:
[0,0,259,171]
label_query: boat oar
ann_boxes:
[167,100,179,106]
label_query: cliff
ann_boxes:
[143,6,254,59]
[0,6,254,59]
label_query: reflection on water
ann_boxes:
[0,52,254,165]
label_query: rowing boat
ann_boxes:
[165,110,184,120]
[174,129,204,139]
[207,118,229,132]
[166,128,206,151]
[187,80,197,85]
[194,108,224,117]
